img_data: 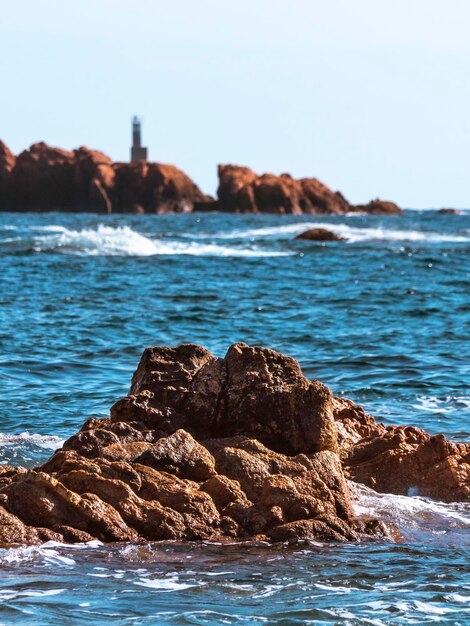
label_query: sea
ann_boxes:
[0,210,469,625]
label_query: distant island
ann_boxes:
[0,140,403,215]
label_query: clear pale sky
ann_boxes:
[1,0,470,207]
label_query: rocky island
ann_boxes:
[0,141,403,215]
[0,343,467,545]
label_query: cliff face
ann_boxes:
[195,164,403,215]
[0,142,208,213]
[0,141,403,214]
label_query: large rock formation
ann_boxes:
[0,141,403,214]
[0,343,466,546]
[0,141,208,213]
[195,164,403,215]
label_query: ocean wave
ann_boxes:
[2,225,293,257]
[216,222,470,243]
[0,540,102,567]
[0,432,64,450]
[32,225,160,256]
[352,482,470,541]
[412,394,470,414]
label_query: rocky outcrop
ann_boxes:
[334,397,470,502]
[0,343,466,546]
[295,228,346,242]
[0,141,403,214]
[0,343,389,546]
[195,164,403,215]
[0,141,208,213]
[350,199,403,215]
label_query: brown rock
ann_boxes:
[216,164,349,214]
[3,342,466,547]
[215,165,401,215]
[344,425,470,502]
[112,162,208,214]
[0,140,208,213]
[8,142,75,211]
[295,228,345,242]
[351,199,403,215]
[0,141,15,200]
[135,430,217,481]
[121,342,338,455]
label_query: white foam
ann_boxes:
[215,222,470,243]
[351,481,470,533]
[412,394,470,414]
[0,432,64,450]
[33,225,160,256]
[134,576,199,591]
[29,225,292,257]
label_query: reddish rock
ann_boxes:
[295,228,345,242]
[216,164,349,214]
[8,142,75,211]
[0,139,403,214]
[343,425,470,502]
[1,342,466,546]
[0,343,381,545]
[74,147,115,213]
[112,162,208,213]
[351,199,403,215]
[127,342,338,455]
[299,179,350,214]
[214,165,401,215]
[0,141,15,188]
[0,141,208,213]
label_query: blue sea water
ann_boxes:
[0,210,469,624]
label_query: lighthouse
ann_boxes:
[130,116,148,163]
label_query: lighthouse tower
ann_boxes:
[130,116,148,163]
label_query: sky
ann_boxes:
[1,0,470,208]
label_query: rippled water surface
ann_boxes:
[0,211,469,624]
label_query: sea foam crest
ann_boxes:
[0,432,64,450]
[352,481,470,542]
[28,225,292,257]
[33,225,159,256]
[217,222,470,243]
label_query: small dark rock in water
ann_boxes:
[295,228,345,242]
[437,208,464,215]
[0,343,467,546]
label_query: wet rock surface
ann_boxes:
[0,343,467,546]
[295,228,346,242]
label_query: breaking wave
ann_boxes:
[352,482,470,544]
[216,222,470,243]
[0,432,64,450]
[1,225,293,257]
[0,432,64,468]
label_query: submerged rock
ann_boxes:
[295,228,346,242]
[0,343,467,546]
[437,208,464,215]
